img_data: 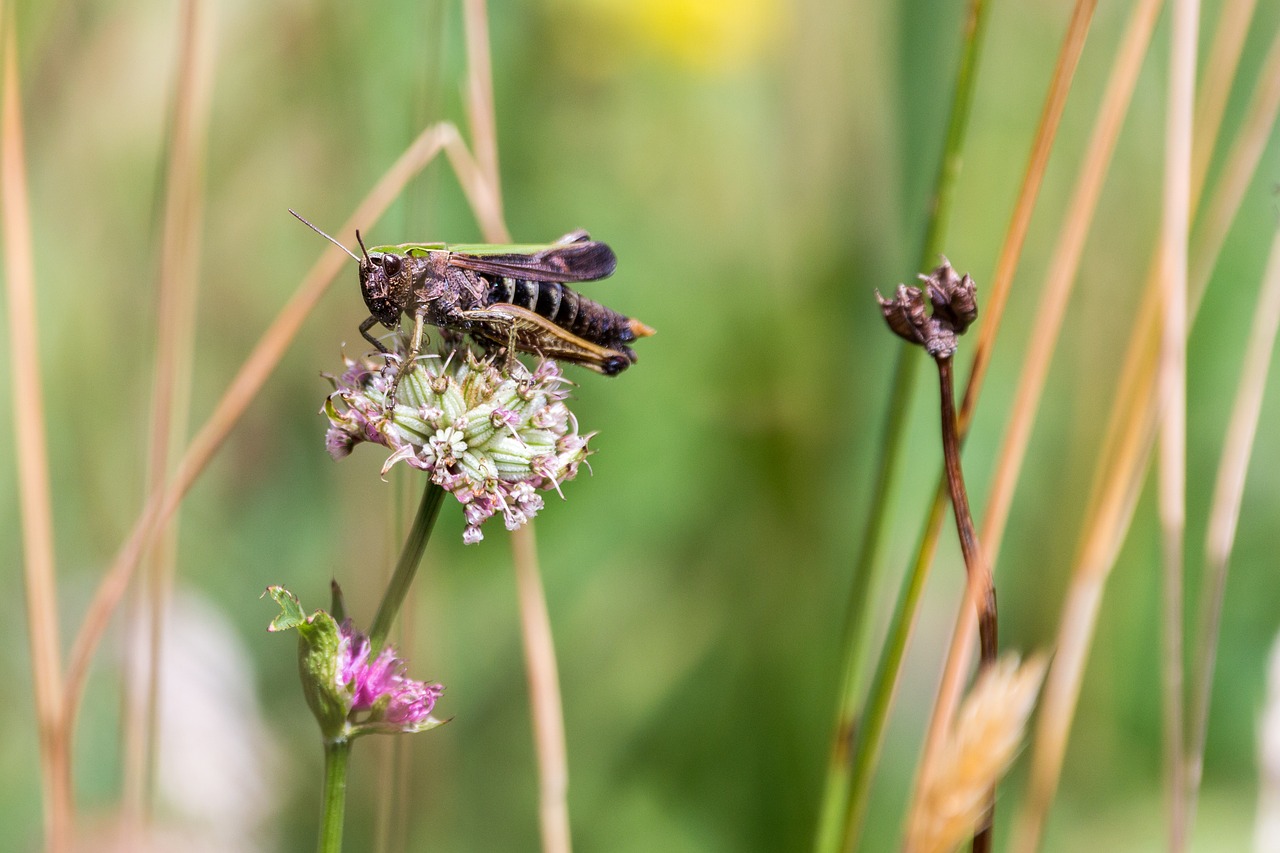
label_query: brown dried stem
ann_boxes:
[513,525,572,853]
[936,357,998,852]
[922,2,1165,783]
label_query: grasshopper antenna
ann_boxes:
[289,209,361,263]
[355,230,372,265]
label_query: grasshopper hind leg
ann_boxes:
[601,349,635,376]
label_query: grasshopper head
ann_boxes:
[356,233,410,328]
[287,211,408,330]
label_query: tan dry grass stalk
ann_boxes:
[906,655,1047,853]
[2,16,73,850]
[1190,222,1280,811]
[63,120,477,728]
[513,524,572,853]
[1190,0,1259,206]
[1013,19,1280,853]
[465,0,503,222]
[122,0,217,828]
[1157,0,1197,847]
[955,0,1097,429]
[1190,29,1280,305]
[1257,634,1280,851]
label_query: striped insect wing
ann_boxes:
[450,239,617,283]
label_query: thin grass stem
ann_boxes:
[1190,0,1260,204]
[513,524,572,853]
[1188,224,1280,821]
[2,16,72,850]
[318,739,352,853]
[1157,1,1197,847]
[464,0,502,210]
[1013,20,1280,850]
[934,357,998,852]
[459,7,569,847]
[956,0,1098,425]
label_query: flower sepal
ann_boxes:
[265,585,347,740]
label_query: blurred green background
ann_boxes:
[3,0,1280,849]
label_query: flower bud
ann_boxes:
[265,586,445,741]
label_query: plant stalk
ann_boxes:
[513,523,572,853]
[936,357,998,852]
[369,481,447,652]
[3,15,72,849]
[318,738,352,853]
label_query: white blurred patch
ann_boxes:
[103,587,287,852]
[1257,631,1280,853]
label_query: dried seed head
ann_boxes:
[878,258,979,359]
[906,654,1047,853]
[324,341,595,543]
[877,284,931,346]
[925,257,978,334]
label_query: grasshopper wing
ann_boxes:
[460,304,635,375]
[449,235,617,283]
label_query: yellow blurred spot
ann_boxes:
[567,0,781,74]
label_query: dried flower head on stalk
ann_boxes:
[877,258,978,359]
[324,339,594,543]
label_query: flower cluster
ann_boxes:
[334,620,443,734]
[266,586,444,740]
[324,344,594,543]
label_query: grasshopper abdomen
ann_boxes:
[487,277,640,351]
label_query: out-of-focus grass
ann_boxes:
[3,0,1280,850]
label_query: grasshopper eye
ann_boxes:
[382,255,402,277]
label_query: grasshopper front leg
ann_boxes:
[360,315,390,353]
[386,310,428,410]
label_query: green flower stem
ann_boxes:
[369,481,447,652]
[318,739,352,853]
[814,1,990,850]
